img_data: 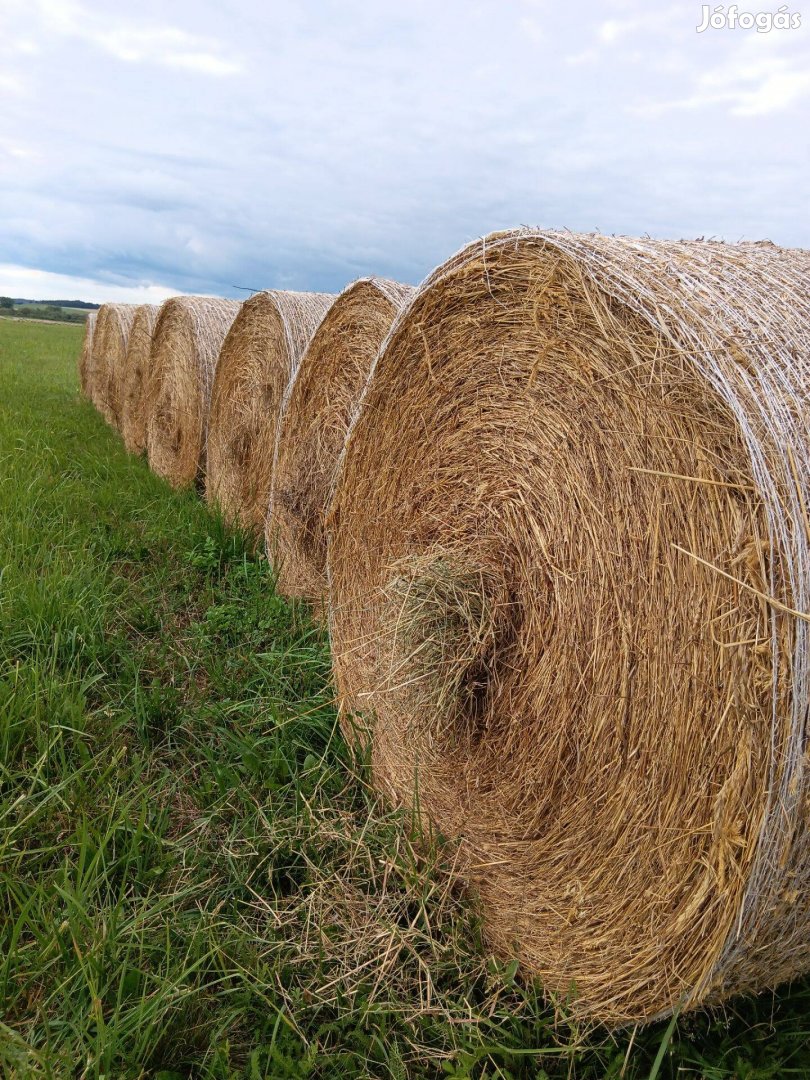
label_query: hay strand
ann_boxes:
[327,229,810,1026]
[118,304,160,454]
[269,278,414,607]
[205,289,335,535]
[145,296,241,489]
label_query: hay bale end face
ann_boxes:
[269,278,414,607]
[78,310,97,399]
[90,304,137,424]
[119,304,160,455]
[146,296,241,489]
[327,229,810,1025]
[205,289,335,536]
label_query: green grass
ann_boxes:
[1,319,809,1078]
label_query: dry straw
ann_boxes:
[118,304,160,454]
[269,278,414,609]
[205,289,335,536]
[78,310,97,399]
[145,296,241,489]
[90,304,136,424]
[327,228,810,1026]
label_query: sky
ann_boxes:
[0,0,808,302]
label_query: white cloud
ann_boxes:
[598,12,668,43]
[0,72,27,96]
[633,43,810,116]
[732,67,810,114]
[162,51,242,76]
[91,25,242,75]
[597,6,691,45]
[0,264,179,304]
[8,37,41,55]
[30,0,242,76]
[599,18,633,43]
[1,142,36,160]
[31,0,83,34]
[565,48,599,65]
[519,16,546,44]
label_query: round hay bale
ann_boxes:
[327,229,810,1026]
[269,278,414,608]
[91,303,137,424]
[146,296,241,489]
[205,289,336,535]
[119,304,160,455]
[78,309,97,399]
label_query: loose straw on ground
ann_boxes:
[327,229,810,1026]
[90,304,136,424]
[146,296,241,489]
[118,304,160,454]
[205,289,335,536]
[269,278,414,609]
[78,310,97,400]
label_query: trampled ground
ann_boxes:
[1,319,809,1078]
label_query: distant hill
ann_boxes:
[12,299,99,310]
[0,296,97,324]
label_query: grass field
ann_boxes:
[1,319,809,1078]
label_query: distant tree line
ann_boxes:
[11,298,98,309]
[0,297,96,323]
